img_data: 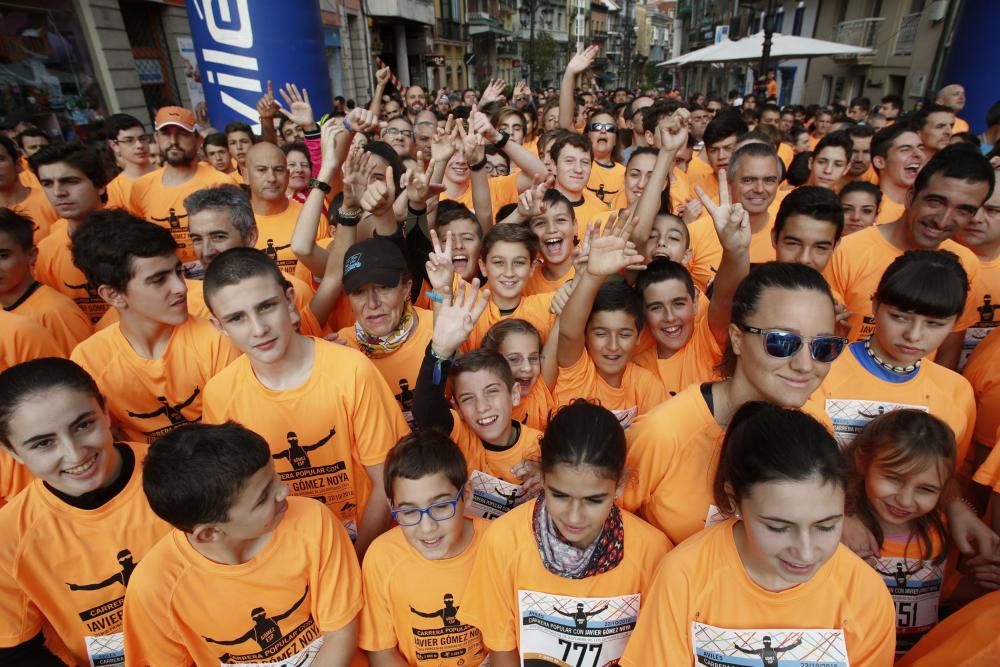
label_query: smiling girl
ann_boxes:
[622,402,896,666]
[462,401,671,667]
[0,358,168,665]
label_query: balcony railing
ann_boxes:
[832,17,883,49]
[436,21,465,42]
[894,13,920,56]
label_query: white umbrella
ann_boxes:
[661,31,872,66]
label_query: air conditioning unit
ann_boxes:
[928,0,948,23]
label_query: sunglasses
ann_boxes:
[739,325,847,363]
[589,122,616,133]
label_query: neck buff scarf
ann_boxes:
[355,302,416,358]
[532,495,625,579]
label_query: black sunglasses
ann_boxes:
[740,325,847,363]
[588,122,616,133]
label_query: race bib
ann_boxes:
[825,399,928,449]
[692,622,849,666]
[518,591,639,667]
[466,470,530,521]
[85,632,124,667]
[873,557,942,636]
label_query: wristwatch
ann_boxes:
[495,130,510,150]
[309,178,332,194]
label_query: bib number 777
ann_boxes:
[558,639,603,667]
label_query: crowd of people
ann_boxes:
[1,48,999,665]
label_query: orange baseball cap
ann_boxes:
[154,106,197,132]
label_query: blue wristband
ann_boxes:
[424,290,445,303]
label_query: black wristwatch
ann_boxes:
[309,178,332,194]
[469,156,488,171]
[495,130,510,150]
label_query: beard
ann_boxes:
[163,144,197,167]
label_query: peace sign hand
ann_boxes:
[517,176,550,219]
[402,151,437,206]
[695,169,750,254]
[425,228,456,291]
[458,118,485,166]
[256,80,279,120]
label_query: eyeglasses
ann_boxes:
[739,325,847,363]
[382,127,414,138]
[115,135,151,146]
[504,353,542,367]
[589,122,616,133]
[391,485,464,526]
[485,163,510,176]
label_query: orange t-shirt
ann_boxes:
[631,316,723,398]
[959,253,1000,368]
[876,191,907,225]
[33,220,111,325]
[441,173,521,219]
[462,499,671,658]
[254,199,305,277]
[828,225,984,341]
[128,163,236,264]
[450,415,541,485]
[203,338,408,539]
[586,160,626,206]
[820,343,976,463]
[619,519,897,666]
[0,443,170,666]
[338,308,433,426]
[963,327,1000,451]
[895,588,1000,667]
[70,317,239,443]
[123,496,363,666]
[463,294,555,353]
[0,449,32,508]
[972,426,1000,492]
[513,380,556,432]
[778,142,795,169]
[554,352,668,429]
[105,171,138,211]
[568,189,612,240]
[8,282,93,356]
[10,185,58,243]
[360,520,488,665]
[845,164,880,185]
[687,159,718,203]
[18,166,40,190]
[0,310,62,370]
[952,117,971,135]
[610,166,701,221]
[524,265,574,296]
[688,213,775,280]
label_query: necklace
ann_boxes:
[864,339,920,374]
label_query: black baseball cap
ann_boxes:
[342,238,407,293]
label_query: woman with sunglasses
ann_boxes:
[462,401,671,667]
[621,402,896,665]
[623,261,847,545]
[584,109,625,206]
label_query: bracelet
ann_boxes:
[309,178,332,194]
[337,206,363,227]
[949,496,978,516]
[468,155,488,171]
[424,290,446,303]
[495,130,510,150]
[428,343,454,385]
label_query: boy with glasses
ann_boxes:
[104,114,157,209]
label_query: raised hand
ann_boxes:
[479,79,507,106]
[458,120,485,166]
[277,83,315,130]
[584,210,646,278]
[401,151,438,206]
[679,196,703,224]
[256,80,279,120]
[431,278,491,358]
[346,107,383,135]
[658,112,690,153]
[361,166,394,214]
[549,278,576,316]
[318,119,342,174]
[516,177,549,219]
[566,45,599,76]
[469,103,500,142]
[430,117,459,164]
[695,169,750,254]
[375,66,391,88]
[341,144,372,209]
[425,228,456,291]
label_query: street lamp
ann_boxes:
[519,1,554,87]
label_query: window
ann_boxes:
[774,7,784,33]
[792,1,805,35]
